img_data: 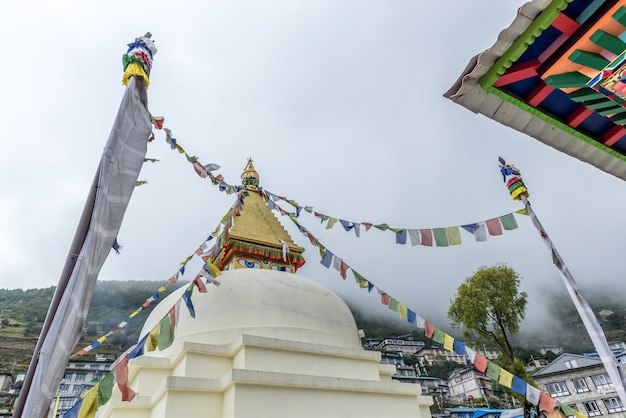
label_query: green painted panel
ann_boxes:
[584,98,615,110]
[590,30,626,55]
[544,72,590,88]
[568,87,607,102]
[597,105,623,116]
[613,6,626,27]
[610,112,626,124]
[568,50,610,70]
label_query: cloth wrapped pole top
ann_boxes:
[500,164,529,201]
[122,32,157,88]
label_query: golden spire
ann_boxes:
[212,159,305,272]
[241,158,259,190]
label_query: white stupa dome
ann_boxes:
[139,268,362,352]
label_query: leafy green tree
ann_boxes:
[448,264,527,361]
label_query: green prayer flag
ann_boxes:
[486,361,501,380]
[98,371,115,407]
[157,315,174,350]
[433,228,449,247]
[446,226,462,245]
[433,328,445,344]
[374,223,390,231]
[388,298,399,312]
[499,213,518,230]
[185,153,198,163]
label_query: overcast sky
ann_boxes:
[2,1,626,336]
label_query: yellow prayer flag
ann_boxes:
[515,208,529,216]
[573,411,587,418]
[97,336,106,344]
[211,223,221,236]
[399,304,407,319]
[129,309,141,318]
[147,324,160,352]
[78,383,99,418]
[446,226,462,245]
[206,260,222,278]
[175,144,185,154]
[499,368,513,388]
[326,217,338,229]
[158,286,167,293]
[443,333,454,351]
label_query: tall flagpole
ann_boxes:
[12,33,157,418]
[499,157,626,407]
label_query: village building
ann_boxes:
[533,353,626,417]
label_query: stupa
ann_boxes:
[96,160,433,418]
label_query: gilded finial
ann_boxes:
[241,158,259,190]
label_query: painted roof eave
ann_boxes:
[444,0,626,182]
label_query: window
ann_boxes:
[573,378,589,393]
[75,374,86,383]
[567,404,578,412]
[584,401,601,417]
[57,398,75,410]
[592,373,613,389]
[59,384,70,393]
[564,360,578,369]
[603,397,626,413]
[63,373,73,381]
[546,381,570,397]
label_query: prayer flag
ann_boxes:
[129,334,148,360]
[539,392,555,412]
[18,74,152,418]
[380,292,391,306]
[395,229,407,245]
[474,354,488,372]
[98,371,114,407]
[388,298,398,312]
[408,229,421,246]
[486,217,503,236]
[114,356,137,402]
[339,261,349,279]
[157,314,174,350]
[352,270,369,288]
[499,213,518,230]
[433,228,449,247]
[182,288,195,318]
[326,217,338,229]
[398,304,407,319]
[433,328,444,344]
[453,339,465,355]
[339,219,354,231]
[474,222,487,241]
[64,400,82,418]
[460,223,477,234]
[425,321,435,338]
[193,277,208,293]
[486,361,501,380]
[78,384,98,418]
[147,324,160,352]
[320,248,333,268]
[465,346,477,363]
[420,229,433,246]
[443,334,454,351]
[499,368,513,388]
[526,385,541,406]
[446,226,462,245]
[511,376,527,395]
[407,309,416,324]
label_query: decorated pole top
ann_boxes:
[241,158,260,190]
[499,157,529,201]
[122,32,157,88]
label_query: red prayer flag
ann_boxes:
[420,229,433,246]
[193,276,208,293]
[152,116,164,129]
[193,161,207,178]
[168,306,176,331]
[474,354,488,372]
[539,392,555,412]
[486,218,503,236]
[361,222,373,231]
[114,356,137,402]
[425,321,435,338]
[340,261,348,279]
[380,292,391,306]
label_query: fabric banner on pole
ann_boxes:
[19,76,151,418]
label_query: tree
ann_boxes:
[448,264,527,361]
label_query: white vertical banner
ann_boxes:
[21,75,151,417]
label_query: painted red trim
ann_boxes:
[494,59,540,87]
[527,81,553,106]
[566,105,595,128]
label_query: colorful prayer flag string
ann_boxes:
[271,200,566,416]
[263,189,524,246]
